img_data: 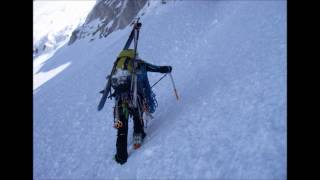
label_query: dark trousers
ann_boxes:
[115,99,145,160]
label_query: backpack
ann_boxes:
[110,49,135,90]
[111,49,158,113]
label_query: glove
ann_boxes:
[159,66,172,73]
[167,66,172,73]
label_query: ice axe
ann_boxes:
[169,73,179,101]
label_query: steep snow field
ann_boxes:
[33,0,95,44]
[34,1,286,179]
[33,0,95,90]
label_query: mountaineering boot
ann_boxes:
[114,154,127,165]
[133,132,146,149]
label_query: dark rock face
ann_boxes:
[68,0,147,45]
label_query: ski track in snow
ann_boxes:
[34,1,287,179]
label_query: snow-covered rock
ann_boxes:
[33,0,95,56]
[68,0,148,45]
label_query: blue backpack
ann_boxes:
[111,49,158,113]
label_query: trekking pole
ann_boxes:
[169,73,179,100]
[151,73,167,89]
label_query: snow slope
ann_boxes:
[34,1,287,179]
[33,0,95,90]
[33,0,95,46]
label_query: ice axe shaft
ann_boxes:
[169,73,179,100]
[151,73,167,89]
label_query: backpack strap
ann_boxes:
[124,58,130,70]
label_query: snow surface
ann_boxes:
[34,1,287,179]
